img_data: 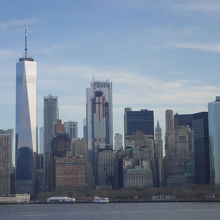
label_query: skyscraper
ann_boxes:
[208,97,220,185]
[86,80,113,182]
[44,95,58,190]
[154,121,163,187]
[86,80,113,149]
[124,108,154,148]
[114,133,123,151]
[64,121,78,139]
[193,112,210,184]
[15,30,37,194]
[0,129,13,196]
[39,127,44,154]
[174,113,193,130]
[165,110,175,158]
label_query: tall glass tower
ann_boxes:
[208,96,220,185]
[44,95,58,191]
[15,29,37,194]
[86,80,113,182]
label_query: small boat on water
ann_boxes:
[92,196,109,203]
[47,196,76,203]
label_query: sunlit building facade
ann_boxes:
[86,80,113,182]
[15,35,37,194]
[208,97,220,185]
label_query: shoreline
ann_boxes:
[1,200,220,205]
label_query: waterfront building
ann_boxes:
[114,133,123,151]
[208,97,220,185]
[44,95,58,191]
[64,121,78,139]
[15,30,37,194]
[55,157,88,193]
[0,129,13,196]
[0,194,30,204]
[193,112,210,184]
[124,108,154,148]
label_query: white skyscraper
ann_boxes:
[208,96,220,185]
[86,80,113,182]
[86,80,113,150]
[16,29,37,194]
[64,121,78,139]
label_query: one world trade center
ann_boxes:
[15,29,37,194]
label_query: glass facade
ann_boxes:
[44,95,58,190]
[208,97,220,185]
[193,112,210,184]
[15,58,37,194]
[174,113,193,130]
[125,109,154,137]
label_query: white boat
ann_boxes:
[92,196,109,203]
[47,196,76,203]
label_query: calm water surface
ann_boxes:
[0,202,219,220]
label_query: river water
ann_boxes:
[0,202,219,220]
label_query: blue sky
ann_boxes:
[1,0,220,139]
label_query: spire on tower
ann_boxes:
[157,120,160,128]
[25,26,27,58]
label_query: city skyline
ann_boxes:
[1,0,220,139]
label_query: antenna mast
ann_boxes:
[25,26,27,58]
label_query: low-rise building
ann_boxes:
[0,194,30,204]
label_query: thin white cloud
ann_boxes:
[39,64,219,108]
[0,18,36,31]
[171,0,220,13]
[172,42,220,53]
[0,49,19,58]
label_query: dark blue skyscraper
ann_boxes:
[193,112,210,184]
[124,108,154,147]
[174,113,193,130]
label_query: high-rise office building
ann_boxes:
[208,97,220,185]
[193,112,210,184]
[124,108,154,148]
[165,110,194,186]
[39,127,44,154]
[0,129,13,196]
[154,121,163,187]
[165,110,175,158]
[174,113,193,130]
[86,80,113,150]
[44,95,58,190]
[83,118,88,141]
[97,149,115,186]
[86,80,113,182]
[64,121,78,139]
[114,133,123,151]
[15,30,37,194]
